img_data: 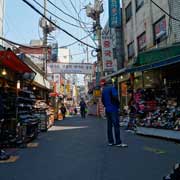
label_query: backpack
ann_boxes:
[110,88,120,107]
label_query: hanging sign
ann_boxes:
[101,31,114,72]
[47,63,93,74]
[109,0,121,27]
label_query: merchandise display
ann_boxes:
[34,100,49,131]
[16,89,39,143]
[0,88,40,148]
[1,91,18,147]
[128,88,180,131]
[0,119,10,160]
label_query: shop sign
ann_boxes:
[47,63,93,74]
[121,82,127,96]
[66,84,70,94]
[109,0,121,27]
[93,89,101,97]
[101,31,114,72]
[60,85,64,94]
[53,74,60,93]
[154,17,166,40]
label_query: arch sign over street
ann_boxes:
[47,62,93,74]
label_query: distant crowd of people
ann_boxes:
[59,98,88,119]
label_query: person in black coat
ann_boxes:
[60,104,67,119]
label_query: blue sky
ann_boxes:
[4,0,109,64]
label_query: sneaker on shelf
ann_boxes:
[115,143,128,147]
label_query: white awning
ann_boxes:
[33,71,51,89]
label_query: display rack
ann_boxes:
[16,90,39,144]
[34,100,48,132]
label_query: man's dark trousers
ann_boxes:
[106,111,121,144]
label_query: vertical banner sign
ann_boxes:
[101,31,114,72]
[53,74,60,93]
[109,0,121,27]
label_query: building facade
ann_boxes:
[122,0,180,67]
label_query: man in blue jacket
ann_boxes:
[102,79,127,147]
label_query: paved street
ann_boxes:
[0,115,180,180]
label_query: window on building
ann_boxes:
[125,2,132,22]
[136,0,144,11]
[137,32,146,52]
[153,16,167,45]
[127,41,135,58]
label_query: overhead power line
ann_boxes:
[59,32,93,48]
[0,36,47,49]
[151,0,180,22]
[22,0,97,49]
[68,0,97,47]
[32,0,89,29]
[47,0,91,26]
[0,32,92,50]
[47,0,97,47]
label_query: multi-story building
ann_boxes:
[0,0,4,45]
[122,0,180,67]
[120,0,180,138]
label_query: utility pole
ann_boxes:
[95,10,103,77]
[39,0,55,75]
[86,0,104,81]
[43,0,48,75]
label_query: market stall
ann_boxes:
[0,49,39,148]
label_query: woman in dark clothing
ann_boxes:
[60,104,66,119]
[79,98,87,118]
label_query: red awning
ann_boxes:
[0,50,33,73]
[19,46,51,55]
[49,92,59,97]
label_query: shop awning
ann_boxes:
[136,44,180,66]
[100,68,126,80]
[49,92,59,97]
[33,71,51,90]
[127,55,180,73]
[0,50,33,73]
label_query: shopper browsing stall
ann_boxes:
[60,104,67,119]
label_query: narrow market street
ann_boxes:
[0,115,180,180]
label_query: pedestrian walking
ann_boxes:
[79,98,87,118]
[102,79,128,147]
[60,104,66,119]
[74,107,78,115]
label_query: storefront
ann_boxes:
[0,49,40,148]
[126,45,180,140]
